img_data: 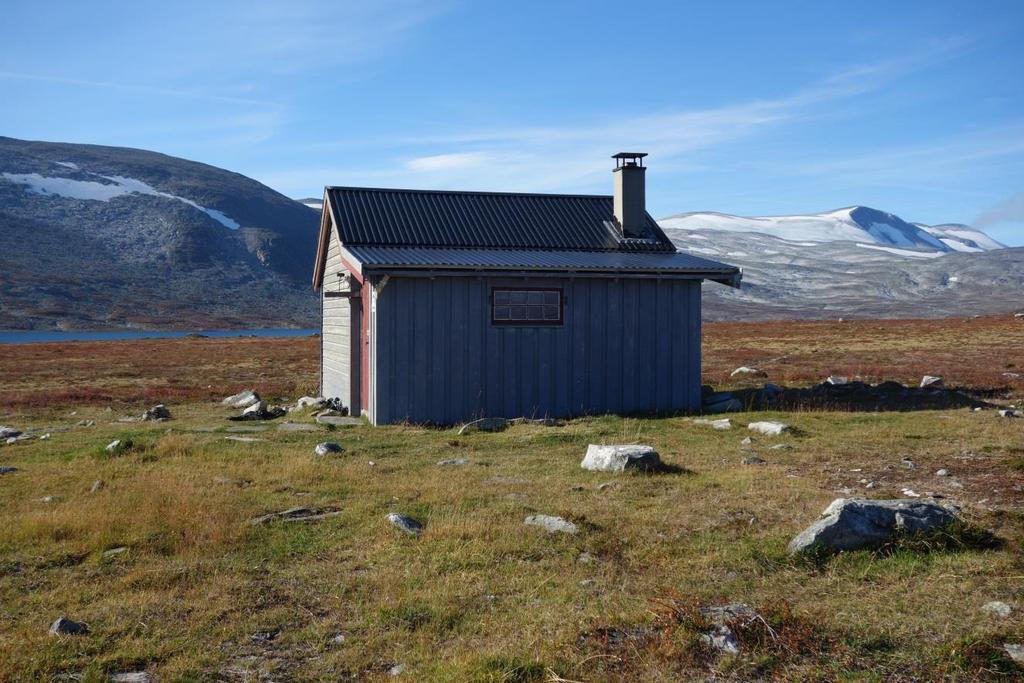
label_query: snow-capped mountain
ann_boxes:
[660,207,1020,321]
[660,206,1005,255]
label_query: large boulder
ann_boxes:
[787,498,960,555]
[581,444,663,472]
[524,514,578,534]
[748,421,791,436]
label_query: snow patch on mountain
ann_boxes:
[660,206,999,254]
[855,243,945,258]
[1,170,241,230]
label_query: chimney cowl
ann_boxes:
[612,152,647,237]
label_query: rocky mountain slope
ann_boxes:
[661,207,1021,320]
[0,137,319,330]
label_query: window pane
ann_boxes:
[509,291,527,305]
[543,305,559,320]
[494,291,509,305]
[526,306,543,320]
[544,291,559,306]
[527,291,544,305]
[494,306,511,320]
[510,305,527,319]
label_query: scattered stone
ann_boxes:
[920,375,944,389]
[0,426,22,439]
[742,456,766,465]
[49,616,89,636]
[90,479,104,493]
[102,547,129,559]
[110,673,152,683]
[581,444,663,472]
[437,458,470,466]
[730,366,766,378]
[39,495,60,503]
[982,601,1012,618]
[901,458,916,469]
[277,422,319,432]
[936,468,949,477]
[105,439,132,454]
[524,514,578,534]
[387,513,424,536]
[249,506,342,525]
[250,627,280,643]
[222,389,260,409]
[457,417,508,435]
[39,433,51,440]
[826,375,849,385]
[388,663,406,676]
[75,419,95,427]
[226,424,268,433]
[769,444,792,450]
[142,404,171,421]
[1004,643,1024,665]
[292,396,326,411]
[901,488,921,498]
[747,421,790,436]
[330,633,347,646]
[741,436,752,446]
[0,466,17,475]
[224,436,264,443]
[577,551,595,564]
[698,604,757,655]
[315,415,362,427]
[694,418,731,430]
[314,442,344,457]
[998,408,1020,418]
[787,498,960,554]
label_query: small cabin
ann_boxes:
[311,153,740,425]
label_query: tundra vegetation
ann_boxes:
[0,316,1022,681]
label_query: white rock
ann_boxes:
[730,366,766,378]
[1004,643,1024,665]
[694,418,732,430]
[111,674,152,683]
[747,421,790,436]
[581,444,663,472]
[982,601,1012,618]
[292,396,326,411]
[105,439,131,454]
[936,469,949,477]
[998,408,1020,418]
[524,514,578,534]
[920,375,944,389]
[826,375,848,385]
[386,513,423,536]
[314,442,344,457]
[222,389,260,408]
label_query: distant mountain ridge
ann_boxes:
[0,136,320,330]
[659,206,1020,321]
[661,206,1005,254]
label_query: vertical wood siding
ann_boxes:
[372,275,701,424]
[321,229,352,403]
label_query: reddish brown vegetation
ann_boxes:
[1,315,1020,409]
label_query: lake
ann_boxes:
[0,328,319,344]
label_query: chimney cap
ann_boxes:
[612,152,647,168]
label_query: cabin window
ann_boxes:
[492,288,562,325]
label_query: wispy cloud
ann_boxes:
[261,40,973,196]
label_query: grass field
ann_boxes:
[1,316,1022,681]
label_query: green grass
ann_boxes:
[0,404,1022,680]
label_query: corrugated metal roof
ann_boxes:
[326,186,676,252]
[344,245,741,280]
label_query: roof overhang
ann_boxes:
[341,245,742,287]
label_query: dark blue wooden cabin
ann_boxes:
[311,153,740,425]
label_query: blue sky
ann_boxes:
[2,1,1023,245]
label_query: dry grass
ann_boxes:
[0,317,1022,680]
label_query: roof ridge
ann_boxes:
[325,185,612,200]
